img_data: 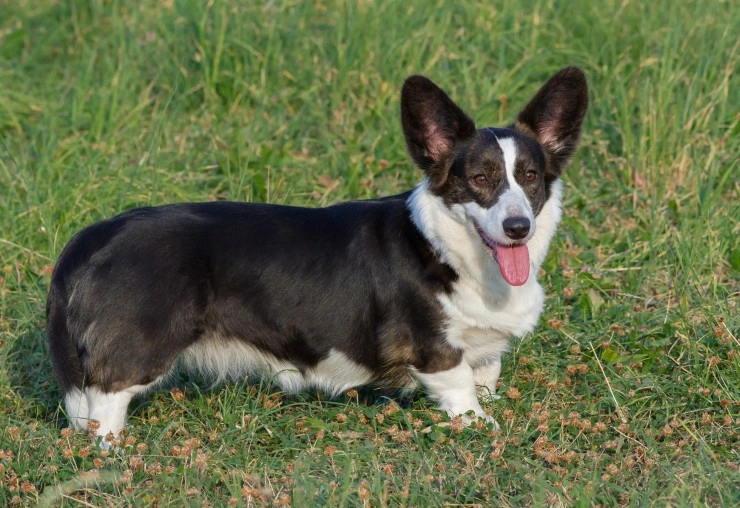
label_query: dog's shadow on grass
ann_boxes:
[7,329,63,428]
[126,370,426,434]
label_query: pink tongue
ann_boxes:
[494,244,530,286]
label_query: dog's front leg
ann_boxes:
[473,354,502,400]
[413,361,498,428]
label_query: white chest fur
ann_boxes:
[440,277,544,367]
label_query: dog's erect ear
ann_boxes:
[516,66,588,175]
[401,76,476,187]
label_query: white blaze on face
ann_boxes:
[459,135,536,286]
[498,136,518,183]
[496,136,535,228]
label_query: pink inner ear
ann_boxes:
[538,108,566,154]
[425,124,453,162]
[539,118,564,153]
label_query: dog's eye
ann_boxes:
[472,174,488,186]
[524,170,537,182]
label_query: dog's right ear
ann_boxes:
[401,76,476,188]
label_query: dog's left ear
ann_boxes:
[401,76,476,189]
[516,66,589,176]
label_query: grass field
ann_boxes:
[0,0,738,505]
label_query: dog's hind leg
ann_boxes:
[65,379,163,446]
[85,387,137,440]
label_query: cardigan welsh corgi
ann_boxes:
[47,67,588,439]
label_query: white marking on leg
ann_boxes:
[64,387,89,431]
[474,355,502,400]
[83,377,165,440]
[412,361,497,427]
[86,387,135,438]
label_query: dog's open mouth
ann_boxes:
[474,223,530,286]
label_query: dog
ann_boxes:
[47,67,588,439]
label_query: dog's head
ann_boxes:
[401,67,588,286]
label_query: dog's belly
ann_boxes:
[181,338,375,396]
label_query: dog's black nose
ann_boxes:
[503,217,530,240]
